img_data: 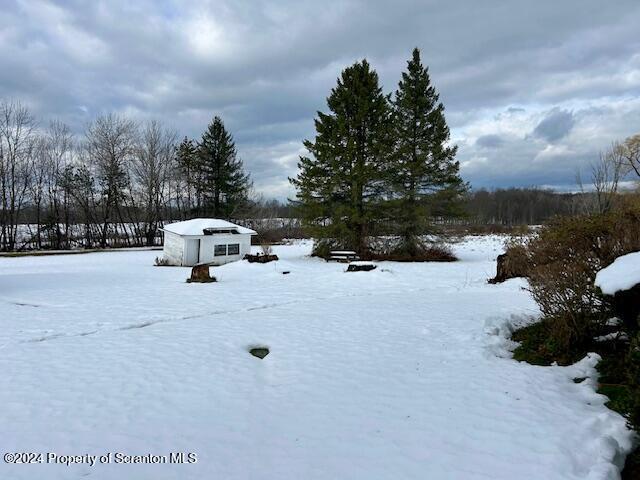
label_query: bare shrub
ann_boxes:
[154,256,170,266]
[260,241,273,256]
[525,201,640,350]
[368,238,457,262]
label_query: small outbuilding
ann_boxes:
[161,218,257,266]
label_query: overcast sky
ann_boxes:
[1,0,639,199]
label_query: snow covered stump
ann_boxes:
[595,252,640,332]
[186,264,217,283]
[346,262,376,272]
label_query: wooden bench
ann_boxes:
[327,250,359,263]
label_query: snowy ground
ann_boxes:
[0,237,634,479]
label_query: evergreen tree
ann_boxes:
[290,60,391,256]
[390,48,466,256]
[198,116,251,218]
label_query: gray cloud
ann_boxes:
[475,134,505,149]
[1,0,640,198]
[532,109,576,143]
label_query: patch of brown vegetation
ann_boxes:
[244,253,279,263]
[368,244,457,262]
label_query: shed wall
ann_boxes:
[162,231,184,265]
[198,233,252,265]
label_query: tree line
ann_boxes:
[463,188,583,226]
[0,102,250,251]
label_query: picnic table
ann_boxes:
[327,250,360,263]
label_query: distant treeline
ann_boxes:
[464,188,584,225]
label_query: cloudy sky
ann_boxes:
[1,0,639,199]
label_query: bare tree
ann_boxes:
[0,100,36,250]
[44,120,74,248]
[85,114,138,247]
[617,133,640,180]
[591,144,624,214]
[130,120,177,245]
[29,135,49,248]
[576,142,625,215]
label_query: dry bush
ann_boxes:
[504,238,530,275]
[525,201,640,350]
[260,242,273,256]
[368,238,457,262]
[154,256,171,266]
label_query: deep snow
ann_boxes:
[595,251,640,295]
[0,237,634,479]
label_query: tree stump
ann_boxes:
[488,252,527,284]
[186,264,217,283]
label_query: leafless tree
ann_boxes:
[85,114,138,247]
[0,100,36,250]
[130,120,177,245]
[575,142,625,215]
[593,146,624,214]
[43,120,74,248]
[617,133,640,180]
[29,135,49,248]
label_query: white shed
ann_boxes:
[161,218,257,266]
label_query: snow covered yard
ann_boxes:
[0,237,633,479]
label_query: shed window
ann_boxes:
[214,244,227,256]
[228,243,240,255]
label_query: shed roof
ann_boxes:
[162,218,257,236]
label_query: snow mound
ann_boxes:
[483,314,535,359]
[484,315,635,479]
[595,251,640,295]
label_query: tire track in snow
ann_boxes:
[11,271,489,346]
[13,288,388,345]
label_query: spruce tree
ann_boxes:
[290,60,391,256]
[198,116,251,218]
[390,48,466,256]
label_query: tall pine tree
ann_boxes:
[198,116,251,219]
[390,48,466,256]
[291,60,391,256]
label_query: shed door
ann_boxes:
[184,239,200,265]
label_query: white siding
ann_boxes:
[198,233,252,265]
[184,239,200,265]
[162,231,184,265]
